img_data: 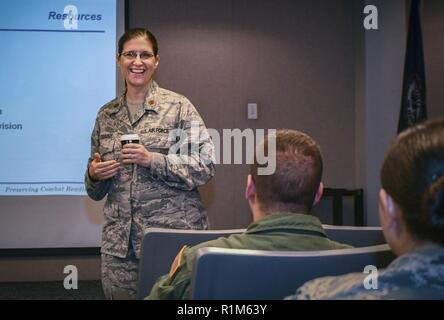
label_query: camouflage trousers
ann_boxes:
[101,243,139,300]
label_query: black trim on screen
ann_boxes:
[0,247,100,257]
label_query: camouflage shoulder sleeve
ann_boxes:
[84,115,111,200]
[150,98,215,191]
[286,272,369,300]
[145,246,194,300]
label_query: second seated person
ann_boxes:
[85,28,215,299]
[147,129,352,300]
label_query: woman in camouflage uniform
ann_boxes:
[85,28,215,299]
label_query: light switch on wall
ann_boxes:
[247,103,258,119]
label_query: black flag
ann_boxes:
[398,0,427,133]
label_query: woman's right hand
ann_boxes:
[88,153,121,181]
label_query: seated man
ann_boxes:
[287,119,444,300]
[146,129,351,300]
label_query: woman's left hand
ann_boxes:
[122,143,153,167]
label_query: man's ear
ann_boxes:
[313,182,324,205]
[245,174,256,201]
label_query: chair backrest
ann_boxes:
[191,244,396,300]
[137,227,245,300]
[322,224,386,247]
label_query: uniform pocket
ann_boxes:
[103,201,119,218]
[139,199,188,229]
[140,132,174,153]
[99,136,117,161]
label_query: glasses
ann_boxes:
[120,51,155,61]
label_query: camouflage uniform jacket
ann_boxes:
[289,245,444,300]
[85,81,215,258]
[146,212,352,300]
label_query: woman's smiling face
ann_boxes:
[117,36,159,89]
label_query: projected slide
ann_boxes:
[0,0,116,195]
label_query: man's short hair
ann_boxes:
[251,129,323,213]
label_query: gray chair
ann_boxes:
[136,227,245,300]
[322,224,386,247]
[191,244,395,300]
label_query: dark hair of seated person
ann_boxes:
[381,118,444,246]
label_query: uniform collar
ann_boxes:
[246,212,326,236]
[105,80,161,117]
[141,80,161,114]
